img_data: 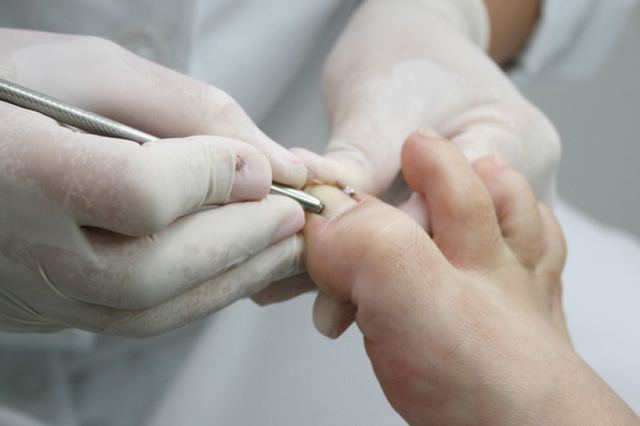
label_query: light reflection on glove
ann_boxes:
[0,29,307,336]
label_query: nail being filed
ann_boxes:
[0,77,325,214]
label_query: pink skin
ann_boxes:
[298,133,640,425]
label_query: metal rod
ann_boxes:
[0,77,324,214]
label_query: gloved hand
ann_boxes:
[252,0,561,335]
[296,0,559,204]
[0,29,307,336]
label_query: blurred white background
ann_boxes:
[521,6,640,239]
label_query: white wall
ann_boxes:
[521,7,640,238]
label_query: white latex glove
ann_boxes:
[253,0,561,338]
[0,29,307,336]
[299,0,559,203]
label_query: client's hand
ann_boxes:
[302,131,638,425]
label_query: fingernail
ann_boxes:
[332,310,357,339]
[314,313,336,339]
[492,155,508,168]
[250,287,273,306]
[313,298,357,339]
[304,185,358,219]
[251,275,315,306]
[416,128,443,140]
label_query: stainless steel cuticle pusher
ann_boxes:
[0,77,324,214]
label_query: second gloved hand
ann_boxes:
[295,0,560,205]
[0,29,307,336]
[253,0,561,326]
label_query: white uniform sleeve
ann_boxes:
[509,0,639,84]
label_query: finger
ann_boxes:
[250,273,317,306]
[3,106,273,236]
[536,202,567,289]
[401,129,502,269]
[42,234,306,337]
[473,155,542,268]
[42,195,304,310]
[10,34,306,187]
[313,290,357,339]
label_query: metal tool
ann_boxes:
[0,77,324,214]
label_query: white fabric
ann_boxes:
[1,0,640,424]
[510,0,640,84]
[189,0,353,123]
